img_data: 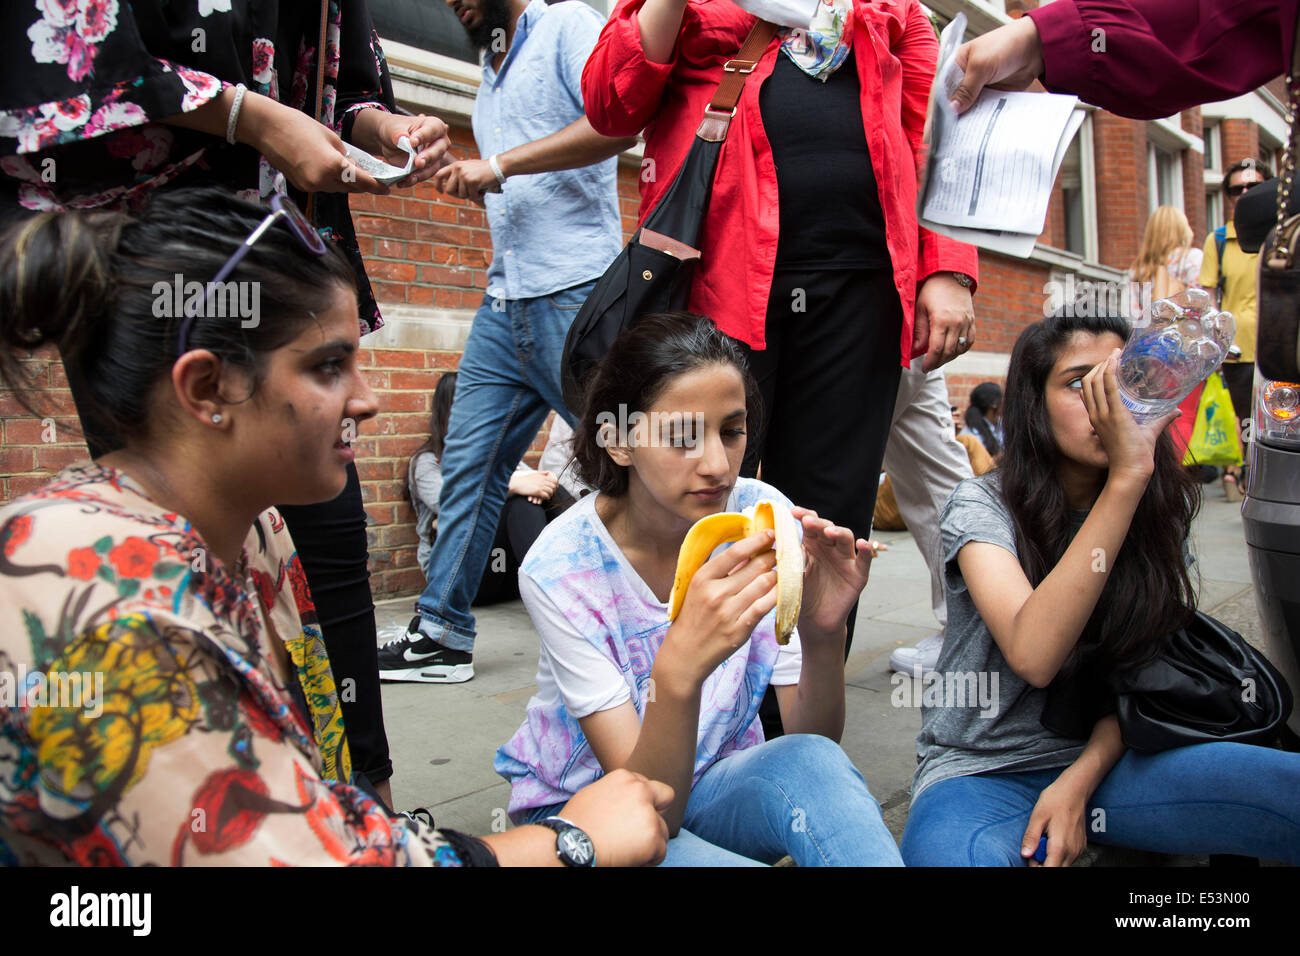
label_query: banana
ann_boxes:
[667,500,804,644]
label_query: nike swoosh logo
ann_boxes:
[404,646,430,662]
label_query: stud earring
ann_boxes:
[211,413,223,424]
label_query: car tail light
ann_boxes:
[1255,376,1300,449]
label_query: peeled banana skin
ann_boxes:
[667,500,804,644]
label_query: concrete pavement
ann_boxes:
[374,491,1270,862]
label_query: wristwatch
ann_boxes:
[537,816,596,867]
[950,271,974,288]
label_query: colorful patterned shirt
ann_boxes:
[496,478,804,817]
[0,463,463,866]
[0,0,396,336]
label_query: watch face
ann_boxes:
[557,827,595,867]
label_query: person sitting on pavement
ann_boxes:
[901,310,1300,867]
[961,382,1003,458]
[495,313,904,866]
[0,189,671,867]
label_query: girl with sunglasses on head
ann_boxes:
[0,188,672,867]
[900,311,1300,867]
[495,312,903,866]
[0,0,451,808]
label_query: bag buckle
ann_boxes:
[723,58,757,74]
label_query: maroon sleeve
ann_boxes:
[1026,0,1296,120]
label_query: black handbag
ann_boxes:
[1256,12,1300,382]
[1041,611,1293,753]
[559,20,778,415]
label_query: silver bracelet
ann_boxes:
[488,154,508,186]
[226,83,248,145]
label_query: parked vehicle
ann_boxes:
[1241,372,1300,742]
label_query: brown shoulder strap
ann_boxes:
[708,19,780,113]
[696,20,779,141]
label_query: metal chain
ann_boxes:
[1276,70,1300,238]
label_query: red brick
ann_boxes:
[364,503,395,526]
[420,265,475,288]
[373,195,405,217]
[356,459,395,481]
[367,260,417,283]
[362,369,390,389]
[33,445,87,471]
[407,242,432,261]
[459,248,489,269]
[390,369,439,389]
[374,238,404,259]
[6,474,49,498]
[377,390,429,412]
[417,222,471,245]
[370,349,425,369]
[429,203,459,224]
[407,285,438,306]
[0,447,35,472]
[372,480,406,503]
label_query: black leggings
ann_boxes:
[472,488,577,606]
[277,463,392,784]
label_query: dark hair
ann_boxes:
[413,371,457,462]
[1224,158,1274,193]
[0,186,356,444]
[572,312,761,496]
[999,312,1199,672]
[964,381,1003,457]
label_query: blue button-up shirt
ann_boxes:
[473,0,623,301]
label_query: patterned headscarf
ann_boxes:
[780,0,855,81]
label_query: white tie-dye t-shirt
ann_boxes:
[495,478,803,818]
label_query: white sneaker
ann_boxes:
[889,633,944,676]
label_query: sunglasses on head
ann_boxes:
[176,193,327,357]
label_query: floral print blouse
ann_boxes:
[0,463,464,866]
[0,0,396,336]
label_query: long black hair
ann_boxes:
[999,312,1199,671]
[965,382,1003,457]
[572,312,762,496]
[412,371,457,462]
[0,186,356,445]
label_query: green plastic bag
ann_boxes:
[1182,372,1243,467]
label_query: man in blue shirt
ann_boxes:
[379,0,635,682]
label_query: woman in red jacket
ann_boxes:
[583,0,979,684]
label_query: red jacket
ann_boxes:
[582,0,978,361]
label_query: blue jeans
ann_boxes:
[525,735,904,866]
[414,283,589,651]
[901,742,1300,866]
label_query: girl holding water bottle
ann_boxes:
[901,311,1300,867]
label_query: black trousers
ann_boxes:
[1220,361,1255,435]
[740,268,904,739]
[472,488,577,606]
[277,463,392,784]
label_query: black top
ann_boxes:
[758,48,890,270]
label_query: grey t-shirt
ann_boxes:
[912,472,1087,798]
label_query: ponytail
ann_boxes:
[0,209,128,414]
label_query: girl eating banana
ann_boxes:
[495,313,903,866]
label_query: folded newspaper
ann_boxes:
[918,13,1086,258]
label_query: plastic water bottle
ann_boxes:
[1117,288,1236,424]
